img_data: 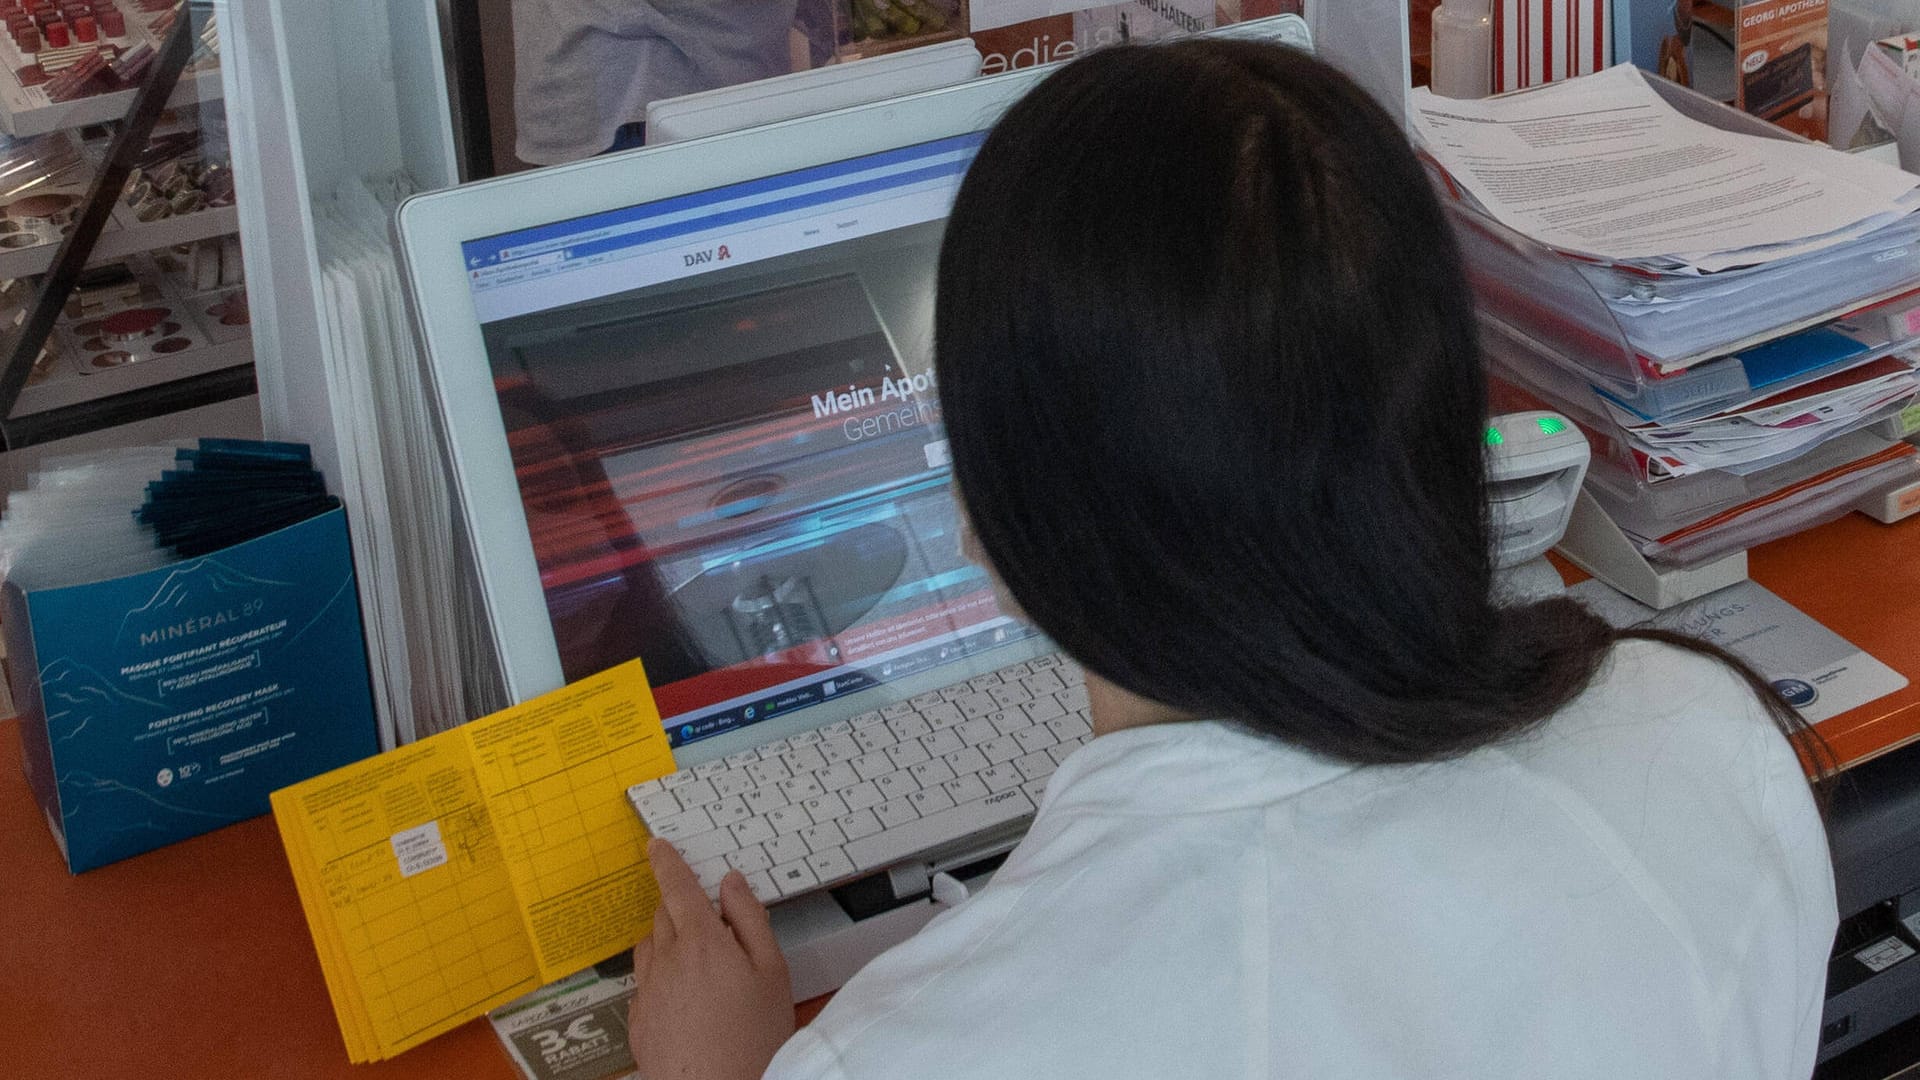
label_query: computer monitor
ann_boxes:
[644,39,983,145]
[398,20,1320,762]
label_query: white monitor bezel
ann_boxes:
[396,66,1054,707]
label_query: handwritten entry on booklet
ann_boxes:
[270,660,675,1062]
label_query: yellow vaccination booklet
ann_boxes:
[271,660,676,1062]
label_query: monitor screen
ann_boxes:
[460,132,1037,748]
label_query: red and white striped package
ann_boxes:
[1492,0,1611,92]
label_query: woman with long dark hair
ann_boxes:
[625,40,1836,1079]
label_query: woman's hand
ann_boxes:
[628,839,796,1080]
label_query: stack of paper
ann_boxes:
[1416,65,1920,566]
[313,178,501,747]
[1603,353,1920,481]
[1414,64,1920,373]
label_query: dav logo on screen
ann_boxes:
[684,243,732,267]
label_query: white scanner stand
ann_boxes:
[1556,490,1749,610]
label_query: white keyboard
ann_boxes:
[628,653,1091,904]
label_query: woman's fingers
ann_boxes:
[718,870,783,972]
[647,838,712,939]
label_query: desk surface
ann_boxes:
[3,512,1916,1078]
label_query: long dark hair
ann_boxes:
[935,40,1831,784]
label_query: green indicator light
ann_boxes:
[1536,417,1567,436]
[1485,427,1504,446]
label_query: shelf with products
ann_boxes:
[0,0,245,451]
[0,113,238,279]
[0,0,220,138]
[834,0,970,61]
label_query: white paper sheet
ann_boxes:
[1411,65,1920,270]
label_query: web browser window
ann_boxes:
[463,133,1037,748]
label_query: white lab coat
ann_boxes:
[764,640,1836,1079]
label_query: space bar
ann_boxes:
[844,789,1037,872]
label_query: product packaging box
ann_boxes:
[1663,1,1827,140]
[1493,0,1612,92]
[1876,34,1920,79]
[5,507,379,872]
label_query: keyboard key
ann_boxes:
[765,833,811,866]
[745,871,780,904]
[837,808,883,841]
[1057,686,1090,714]
[1046,714,1092,742]
[1048,741,1082,766]
[629,778,663,798]
[1014,725,1058,754]
[846,789,1036,872]
[909,758,956,788]
[997,661,1033,680]
[922,728,965,757]
[988,710,1031,736]
[978,764,1023,793]
[843,780,883,812]
[1014,751,1057,783]
[771,859,818,897]
[873,770,920,801]
[954,692,996,719]
[1028,653,1061,669]
[726,845,773,874]
[908,786,955,816]
[743,786,789,815]
[881,701,918,720]
[726,750,762,769]
[852,711,888,729]
[801,821,846,853]
[875,797,920,830]
[885,740,930,770]
[731,817,776,848]
[956,718,997,746]
[757,738,792,759]
[632,790,683,823]
[1059,661,1085,686]
[688,860,729,897]
[807,848,857,884]
[747,759,791,786]
[944,774,989,804]
[705,796,752,829]
[789,728,824,746]
[967,673,1003,691]
[823,720,854,736]
[780,774,826,803]
[650,806,713,842]
[712,770,756,798]
[660,768,698,789]
[676,827,739,865]
[1022,778,1050,804]
[938,684,971,701]
[816,762,861,792]
[781,746,826,774]
[909,691,946,710]
[672,779,718,811]
[887,714,931,742]
[818,735,860,764]
[694,760,730,779]
[989,684,1032,709]
[981,735,1023,765]
[1022,671,1066,697]
[852,752,894,781]
[945,746,989,776]
[766,805,811,836]
[802,792,848,822]
[1021,696,1066,724]
[920,703,963,727]
[854,726,898,753]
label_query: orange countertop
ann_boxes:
[2,511,1916,1078]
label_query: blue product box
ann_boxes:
[4,507,379,872]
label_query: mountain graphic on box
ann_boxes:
[114,559,295,650]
